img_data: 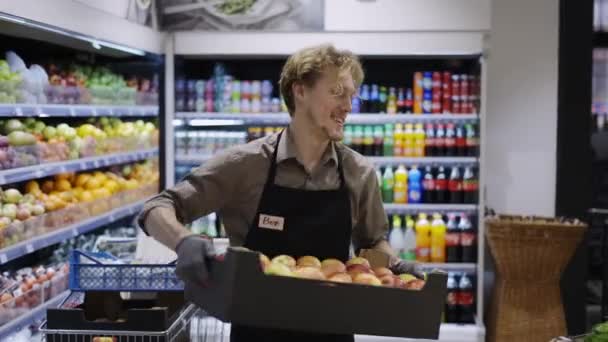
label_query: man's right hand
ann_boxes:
[175,235,216,286]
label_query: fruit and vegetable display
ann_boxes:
[585,322,608,342]
[0,58,23,104]
[0,263,69,326]
[0,160,159,248]
[552,322,608,342]
[0,51,158,105]
[258,254,426,290]
[0,224,134,328]
[0,117,158,170]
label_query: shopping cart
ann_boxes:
[189,311,231,342]
[68,249,183,292]
[40,297,200,342]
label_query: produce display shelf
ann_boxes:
[0,199,149,264]
[175,155,478,166]
[0,148,159,185]
[383,203,478,213]
[355,323,483,342]
[0,104,159,117]
[175,112,480,125]
[0,290,69,341]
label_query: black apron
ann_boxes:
[231,131,354,342]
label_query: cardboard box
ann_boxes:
[47,291,185,332]
[185,248,447,339]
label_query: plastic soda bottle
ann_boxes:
[393,165,408,204]
[415,213,431,262]
[382,167,394,203]
[403,123,415,157]
[414,123,426,157]
[431,213,447,263]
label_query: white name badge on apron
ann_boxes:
[258,214,285,231]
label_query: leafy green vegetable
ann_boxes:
[215,0,256,15]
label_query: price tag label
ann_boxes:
[26,243,34,253]
[35,170,44,178]
[93,160,100,168]
[128,207,135,215]
[69,108,76,117]
[15,107,23,117]
[109,214,116,222]
[13,288,23,298]
[0,254,7,264]
[72,228,79,237]
[91,107,98,116]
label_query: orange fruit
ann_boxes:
[25,180,40,193]
[55,179,72,192]
[84,177,101,191]
[78,191,94,202]
[41,180,54,194]
[75,174,91,188]
[58,191,74,203]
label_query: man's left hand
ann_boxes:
[389,259,425,279]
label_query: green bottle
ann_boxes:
[382,166,394,203]
[383,124,394,156]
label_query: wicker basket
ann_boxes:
[486,215,587,342]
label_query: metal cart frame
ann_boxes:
[40,302,199,342]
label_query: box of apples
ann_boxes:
[185,247,447,339]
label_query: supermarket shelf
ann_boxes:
[0,199,149,264]
[0,290,69,341]
[0,104,159,117]
[419,263,477,272]
[176,154,478,166]
[175,112,480,125]
[355,323,484,342]
[368,157,477,166]
[0,148,159,185]
[384,203,478,213]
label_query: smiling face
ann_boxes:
[293,67,357,141]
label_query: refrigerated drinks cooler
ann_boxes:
[164,31,487,342]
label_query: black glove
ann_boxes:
[389,259,425,279]
[175,235,216,286]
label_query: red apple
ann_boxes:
[294,266,325,280]
[296,256,321,269]
[373,267,393,278]
[379,274,396,287]
[346,257,371,268]
[259,253,270,271]
[321,259,346,278]
[405,279,426,290]
[346,264,371,277]
[271,255,296,270]
[353,273,382,286]
[328,273,352,283]
[393,275,406,289]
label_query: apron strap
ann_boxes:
[266,129,347,190]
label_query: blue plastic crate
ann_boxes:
[69,250,183,292]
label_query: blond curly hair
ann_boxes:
[279,44,364,116]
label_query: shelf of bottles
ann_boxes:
[174,62,481,325]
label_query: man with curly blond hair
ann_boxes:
[138,44,421,341]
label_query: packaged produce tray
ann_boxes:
[185,248,448,339]
[43,291,196,342]
[69,250,182,292]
